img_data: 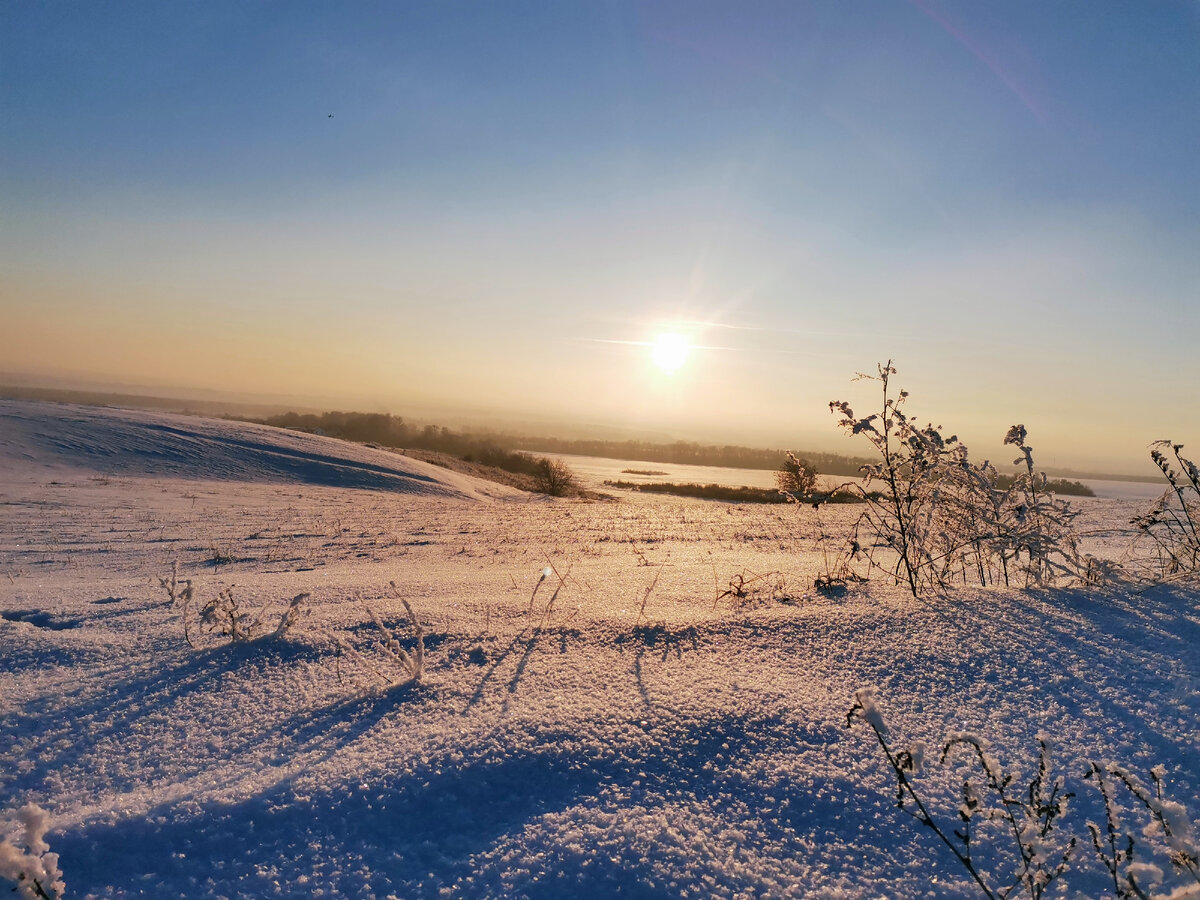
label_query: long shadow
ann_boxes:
[463,630,536,713]
[51,709,855,898]
[850,593,1200,779]
[1,639,335,797]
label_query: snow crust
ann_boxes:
[0,402,1196,898]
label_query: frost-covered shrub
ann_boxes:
[199,586,310,644]
[848,689,1200,900]
[830,361,970,596]
[336,582,425,689]
[941,425,1083,589]
[0,804,65,900]
[829,362,1083,596]
[199,586,257,642]
[776,452,819,497]
[159,563,309,646]
[1132,441,1200,580]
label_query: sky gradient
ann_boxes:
[3,2,1198,472]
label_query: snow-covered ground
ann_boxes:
[1,401,1196,898]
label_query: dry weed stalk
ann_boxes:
[849,689,1199,900]
[337,582,425,689]
[636,563,666,623]
[529,563,574,631]
[1132,441,1200,580]
[158,560,195,648]
[712,566,788,612]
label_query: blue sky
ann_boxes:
[3,2,1198,471]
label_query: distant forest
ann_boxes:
[254,410,875,475]
[252,410,1092,495]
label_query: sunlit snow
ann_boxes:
[0,400,1196,897]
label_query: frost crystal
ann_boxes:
[0,804,65,899]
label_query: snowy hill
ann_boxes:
[0,400,523,501]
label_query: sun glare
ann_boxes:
[651,332,690,373]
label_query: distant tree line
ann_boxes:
[255,409,1093,495]
[258,411,577,494]
[256,410,876,475]
[991,474,1094,497]
[260,411,538,474]
[510,435,879,475]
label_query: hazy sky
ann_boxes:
[3,2,1198,472]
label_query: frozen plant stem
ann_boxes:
[349,582,425,688]
[158,560,195,648]
[1133,441,1200,578]
[847,689,1001,898]
[537,563,571,632]
[0,803,65,899]
[850,690,1198,900]
[1083,760,1200,898]
[848,690,1078,900]
[636,563,665,623]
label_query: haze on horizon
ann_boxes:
[3,3,1198,475]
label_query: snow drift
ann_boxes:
[0,400,522,501]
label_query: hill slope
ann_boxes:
[0,400,523,501]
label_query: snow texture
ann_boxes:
[0,400,1197,898]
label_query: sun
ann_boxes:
[651,332,690,373]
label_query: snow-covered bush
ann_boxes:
[848,689,1200,899]
[829,362,1083,596]
[776,452,819,497]
[0,804,65,900]
[1132,441,1200,580]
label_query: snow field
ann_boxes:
[1,403,1197,898]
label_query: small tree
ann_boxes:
[776,452,819,497]
[533,457,576,496]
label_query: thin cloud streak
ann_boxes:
[910,0,1048,124]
